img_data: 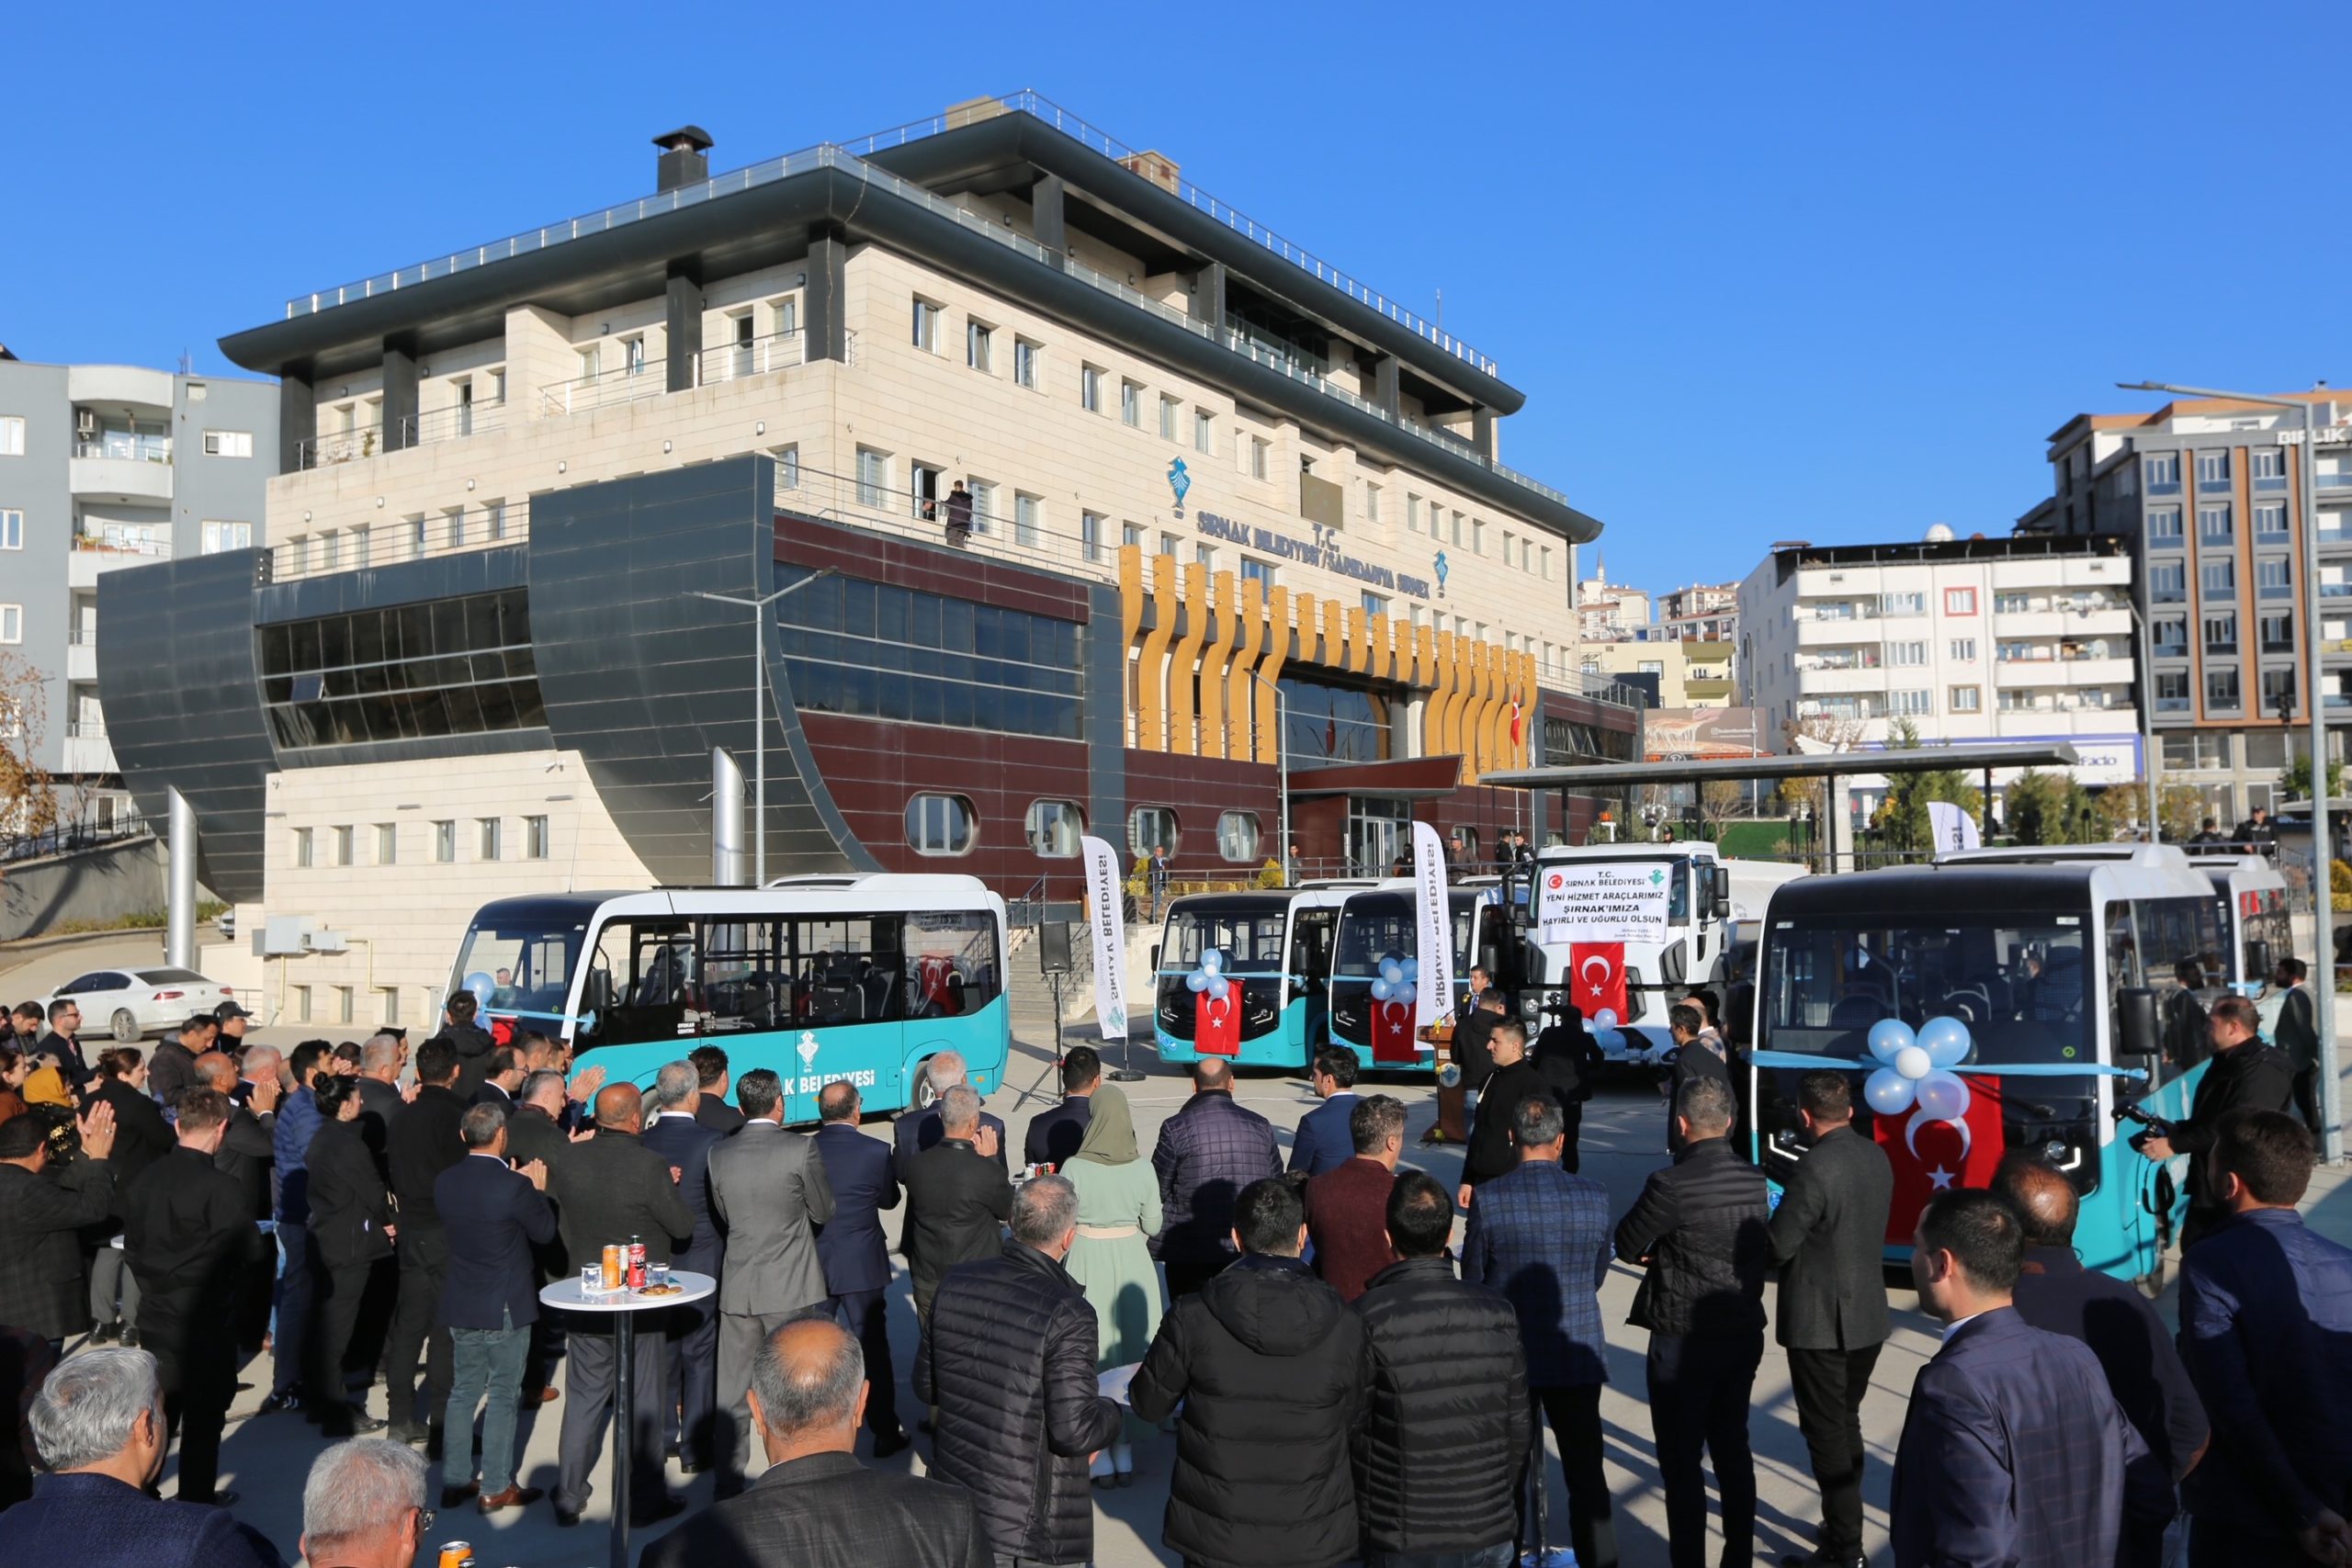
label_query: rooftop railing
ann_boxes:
[270,499,528,581]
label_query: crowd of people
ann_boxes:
[2,971,2350,1568]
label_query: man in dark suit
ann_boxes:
[1768,1070,1894,1568]
[2272,957,2324,1134]
[34,997,90,1092]
[0,1101,117,1354]
[383,1036,469,1448]
[2135,993,2298,1249]
[1612,1076,1772,1568]
[119,1088,262,1507]
[197,1052,279,1360]
[892,1052,1007,1182]
[1455,963,1500,1026]
[707,1067,834,1492]
[2177,1110,2352,1567]
[1150,1057,1284,1299]
[900,1086,1012,1322]
[353,1034,406,1175]
[690,1044,744,1134]
[1286,1046,1360,1178]
[640,1059,725,1476]
[812,1082,907,1458]
[640,1318,989,1568]
[1302,1094,1403,1303]
[1023,1045,1098,1169]
[503,1068,574,1405]
[0,1347,284,1568]
[1462,1091,1619,1568]
[430,990,498,1100]
[1893,1189,2166,1568]
[435,1102,555,1514]
[550,1083,695,1529]
[470,1045,526,1112]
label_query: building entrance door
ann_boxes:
[1348,795,1412,877]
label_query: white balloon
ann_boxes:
[1864,1066,1917,1116]
[1894,1044,1932,1083]
[1915,1071,1971,1124]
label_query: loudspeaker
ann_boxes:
[1039,921,1075,976]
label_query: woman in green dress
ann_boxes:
[1060,1082,1162,1485]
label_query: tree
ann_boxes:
[2155,783,2206,843]
[0,651,56,846]
[2003,770,2067,845]
[2283,755,2348,804]
[1871,719,1983,852]
[1698,778,1746,836]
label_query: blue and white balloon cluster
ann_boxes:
[464,971,497,1008]
[1185,950,1232,1004]
[1368,954,1419,1003]
[1863,1016,1973,1121]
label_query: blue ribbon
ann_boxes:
[1747,1049,2146,1082]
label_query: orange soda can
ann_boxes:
[436,1543,475,1568]
[601,1245,622,1291]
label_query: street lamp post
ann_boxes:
[1245,669,1290,882]
[2120,381,2338,1162]
[691,568,836,886]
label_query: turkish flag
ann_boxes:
[1874,1077,2007,1246]
[1370,998,1418,1065]
[1569,942,1629,1022]
[918,956,963,1016]
[1195,991,1240,1055]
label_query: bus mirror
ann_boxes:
[2116,987,2160,1061]
[1710,865,1732,921]
[1149,944,1161,973]
[2246,939,2273,983]
[581,967,613,1021]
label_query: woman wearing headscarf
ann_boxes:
[1059,1082,1161,1487]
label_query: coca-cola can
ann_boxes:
[627,1240,647,1290]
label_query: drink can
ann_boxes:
[627,1239,647,1290]
[436,1543,475,1568]
[600,1245,622,1292]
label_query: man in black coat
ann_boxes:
[435,1101,556,1513]
[1133,1175,1370,1568]
[0,1103,117,1351]
[383,1036,469,1448]
[641,1318,989,1568]
[2135,993,2300,1249]
[1996,1154,2208,1562]
[34,997,90,1092]
[353,1033,406,1176]
[914,1174,1120,1566]
[431,991,498,1100]
[1352,1169,1529,1562]
[1768,1070,1894,1568]
[1023,1045,1098,1169]
[690,1044,744,1134]
[1661,1002,1732,1154]
[1459,1018,1548,1205]
[813,1082,906,1459]
[146,1015,211,1111]
[892,1052,1008,1182]
[1532,1002,1605,1172]
[470,1045,527,1112]
[899,1086,1012,1321]
[1613,1076,1773,1568]
[198,1051,280,1359]
[641,1058,725,1474]
[2273,957,2324,1134]
[119,1087,261,1506]
[550,1083,695,1529]
[503,1068,575,1404]
[1150,1057,1283,1298]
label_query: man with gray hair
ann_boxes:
[916,1173,1121,1566]
[300,1438,428,1568]
[892,1050,1007,1182]
[434,1101,553,1513]
[900,1084,1012,1321]
[642,1057,725,1476]
[644,1319,989,1567]
[0,1347,282,1565]
[352,1033,405,1172]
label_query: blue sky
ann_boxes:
[6,1,2344,593]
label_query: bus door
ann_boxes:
[1288,902,1337,1049]
[578,917,694,1049]
[903,910,1007,1099]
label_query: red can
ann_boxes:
[627,1237,647,1290]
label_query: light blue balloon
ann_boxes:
[1208,976,1230,1001]
[1864,1066,1917,1116]
[1917,1015,1973,1069]
[1866,1018,1917,1067]
[1201,949,1224,975]
[1370,979,1395,1002]
[464,971,495,1007]
[1399,956,1419,984]
[1185,970,1208,993]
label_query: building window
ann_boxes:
[1944,587,1977,615]
[2201,559,2235,596]
[1123,521,1145,550]
[1887,641,1927,666]
[2204,612,2237,652]
[2261,668,2296,715]
[2206,668,2242,709]
[336,986,355,1026]
[2150,561,2187,603]
[1196,544,1216,570]
[2154,615,2188,655]
[911,297,942,353]
[1249,436,1269,480]
[1081,511,1103,563]
[293,987,311,1023]
[1888,690,1933,716]
[434,820,456,863]
[2155,671,2190,711]
[1128,807,1179,857]
[1025,800,1083,858]
[1950,686,1981,713]
[0,416,21,456]
[377,823,397,864]
[1014,337,1040,389]
[1081,365,1103,413]
[1406,494,1422,534]
[2195,450,2232,489]
[1158,395,1180,439]
[525,816,550,860]
[0,510,18,550]
[256,589,543,750]
[2199,503,2233,546]
[1240,558,1276,591]
[2253,447,2288,490]
[293,828,313,868]
[966,320,993,372]
[619,336,646,378]
[905,793,976,856]
[1362,591,1390,617]
[1471,518,1487,556]
[1948,637,1977,661]
[2261,613,2295,652]
[2144,453,2181,494]
[1121,379,1142,428]
[201,430,254,457]
[1014,492,1041,548]
[334,825,354,867]
[2254,502,2288,539]
[2147,508,2184,544]
[855,446,888,508]
[1217,811,1262,863]
[1159,533,1179,558]
[2258,558,2292,600]
[1883,592,1927,616]
[478,818,502,861]
[1541,546,1554,581]
[1193,410,1214,454]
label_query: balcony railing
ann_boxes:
[298,427,385,468]
[272,499,528,581]
[74,437,173,463]
[538,332,810,418]
[66,718,106,738]
[699,331,806,385]
[73,529,169,558]
[297,404,511,468]
[2322,471,2352,491]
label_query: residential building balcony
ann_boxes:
[69,451,174,503]
[62,724,115,777]
[295,399,512,468]
[66,529,170,588]
[65,637,96,682]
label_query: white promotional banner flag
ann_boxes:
[1927,800,1982,854]
[1080,835,1130,1041]
[1410,820,1453,1029]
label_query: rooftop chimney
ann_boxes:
[653,126,715,193]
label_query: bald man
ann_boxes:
[550,1080,697,1528]
[1996,1156,2209,1505]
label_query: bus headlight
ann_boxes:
[2042,1140,2068,1163]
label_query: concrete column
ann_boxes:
[1033,175,1068,269]
[278,367,314,472]
[380,337,419,451]
[665,265,705,392]
[1191,262,1227,332]
[1472,405,1495,461]
[1374,355,1401,418]
[711,748,746,886]
[166,788,197,971]
[805,225,849,365]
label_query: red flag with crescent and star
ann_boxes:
[1194,989,1240,1055]
[1568,942,1629,1022]
[1370,997,1419,1064]
[1873,1076,2007,1245]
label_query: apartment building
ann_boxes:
[1576,552,1652,640]
[2022,389,2350,820]
[1659,581,1738,644]
[1738,530,2143,794]
[0,352,275,817]
[97,94,1630,1021]
[1579,636,1735,708]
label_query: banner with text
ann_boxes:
[1080,835,1129,1042]
[1927,801,1982,854]
[1410,821,1453,1028]
[1537,862,1675,946]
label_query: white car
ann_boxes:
[42,966,237,1043]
